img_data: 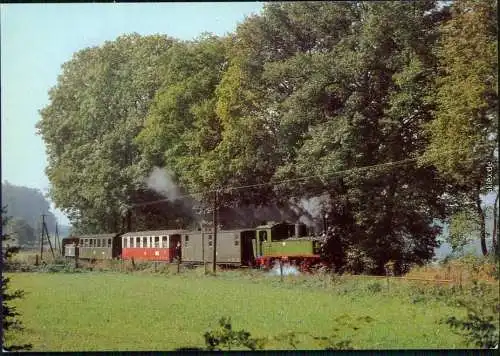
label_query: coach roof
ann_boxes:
[122,230,189,237]
[71,233,120,239]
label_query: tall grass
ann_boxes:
[405,256,497,285]
[5,271,469,351]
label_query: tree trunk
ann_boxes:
[492,192,498,253]
[476,184,488,256]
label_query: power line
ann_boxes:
[131,145,492,209]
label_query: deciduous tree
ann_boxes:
[420,0,498,256]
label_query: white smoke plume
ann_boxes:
[145,167,181,201]
[299,215,314,226]
[269,261,301,276]
[285,193,331,232]
[299,193,331,218]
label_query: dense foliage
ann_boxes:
[445,281,499,349]
[37,2,498,273]
[420,0,498,256]
[1,208,31,351]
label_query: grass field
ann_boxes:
[5,268,472,351]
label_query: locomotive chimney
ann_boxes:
[295,223,300,238]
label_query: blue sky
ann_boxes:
[1,2,264,226]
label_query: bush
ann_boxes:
[202,315,373,351]
[366,281,383,293]
[343,247,376,275]
[444,281,499,349]
[2,208,32,351]
[203,317,266,351]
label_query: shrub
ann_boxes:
[203,317,266,351]
[366,281,383,293]
[1,208,32,351]
[444,281,499,349]
[202,314,374,351]
[343,247,376,275]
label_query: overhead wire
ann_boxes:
[130,144,493,209]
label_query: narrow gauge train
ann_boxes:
[61,221,324,270]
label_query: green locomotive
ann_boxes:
[254,222,323,269]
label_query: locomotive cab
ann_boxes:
[254,222,322,269]
[254,222,308,256]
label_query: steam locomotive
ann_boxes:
[62,221,325,270]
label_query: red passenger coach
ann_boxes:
[121,230,185,262]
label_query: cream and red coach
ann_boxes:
[120,230,185,262]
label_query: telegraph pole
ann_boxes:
[55,222,61,255]
[42,214,56,260]
[39,219,44,262]
[212,189,218,274]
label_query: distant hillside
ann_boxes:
[1,181,71,237]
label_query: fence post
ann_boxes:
[280,259,284,282]
[35,254,39,266]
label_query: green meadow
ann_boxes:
[5,269,470,351]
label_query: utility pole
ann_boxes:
[55,223,61,255]
[42,214,56,260]
[212,189,218,274]
[39,219,44,262]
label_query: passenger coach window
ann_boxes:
[143,237,148,248]
[97,240,101,247]
[259,231,267,241]
[108,239,112,247]
[123,239,128,248]
[136,237,140,248]
[130,238,134,248]
[184,235,189,247]
[208,235,212,247]
[162,236,168,248]
[154,237,159,248]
